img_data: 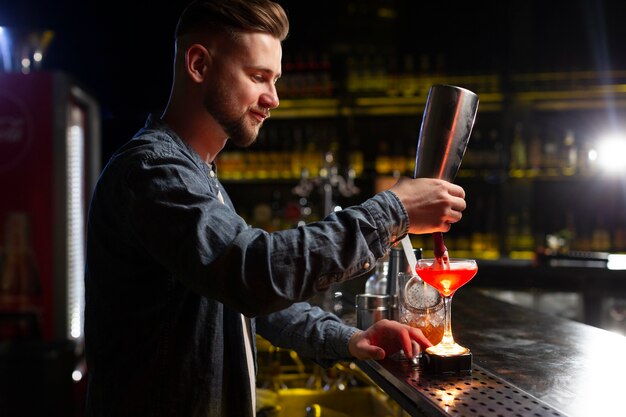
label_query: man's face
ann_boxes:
[204,32,282,147]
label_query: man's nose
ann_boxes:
[260,84,279,109]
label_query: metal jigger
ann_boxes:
[414,84,479,374]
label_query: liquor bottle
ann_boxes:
[399,54,417,97]
[345,54,359,95]
[364,259,388,295]
[291,126,305,180]
[561,129,578,176]
[592,219,611,252]
[613,210,626,252]
[484,127,504,172]
[471,197,488,253]
[371,54,388,95]
[418,54,432,96]
[509,123,527,175]
[375,140,392,175]
[517,210,535,253]
[527,127,543,174]
[386,54,400,97]
[505,213,520,256]
[303,124,321,177]
[542,129,560,174]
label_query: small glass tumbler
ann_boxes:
[396,272,445,362]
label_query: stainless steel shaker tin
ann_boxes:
[355,294,392,330]
[414,84,479,182]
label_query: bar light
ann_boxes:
[66,117,85,340]
[593,133,626,173]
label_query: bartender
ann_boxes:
[83,0,467,416]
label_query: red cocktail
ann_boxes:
[416,258,477,357]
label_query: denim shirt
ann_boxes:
[84,115,409,417]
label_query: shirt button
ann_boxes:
[209,170,215,178]
[363,262,370,270]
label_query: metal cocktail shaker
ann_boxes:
[414,84,479,181]
[414,84,479,258]
[355,294,392,330]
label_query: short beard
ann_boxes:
[203,85,259,148]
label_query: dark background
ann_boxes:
[1,0,625,159]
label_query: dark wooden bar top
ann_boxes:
[357,289,626,417]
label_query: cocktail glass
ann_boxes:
[415,258,478,357]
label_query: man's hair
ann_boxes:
[176,0,289,41]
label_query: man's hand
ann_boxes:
[347,319,432,361]
[389,177,466,234]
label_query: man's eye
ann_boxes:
[253,74,265,82]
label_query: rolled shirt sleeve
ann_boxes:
[256,302,359,368]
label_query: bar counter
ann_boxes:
[356,289,626,417]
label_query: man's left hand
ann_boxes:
[347,319,432,361]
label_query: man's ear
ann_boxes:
[185,44,211,83]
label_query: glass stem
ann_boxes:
[441,294,455,346]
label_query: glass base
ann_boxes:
[425,342,469,357]
[421,350,472,374]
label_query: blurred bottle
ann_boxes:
[291,126,305,179]
[592,219,611,252]
[471,198,488,254]
[375,140,392,175]
[364,258,388,295]
[561,129,578,176]
[389,136,406,176]
[345,54,359,95]
[517,210,535,252]
[614,227,626,252]
[577,139,597,176]
[371,54,388,95]
[418,54,432,95]
[303,125,321,177]
[505,213,520,256]
[386,54,401,97]
[509,123,527,174]
[484,127,504,171]
[542,129,560,173]
[399,54,417,97]
[528,128,543,173]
